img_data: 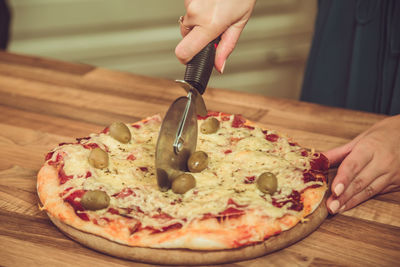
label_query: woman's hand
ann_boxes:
[325,115,400,214]
[175,0,256,73]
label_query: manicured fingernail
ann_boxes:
[338,204,346,213]
[329,200,340,214]
[334,183,344,197]
[220,61,226,74]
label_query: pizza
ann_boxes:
[37,111,329,265]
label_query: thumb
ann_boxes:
[323,139,357,167]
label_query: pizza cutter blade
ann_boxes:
[155,37,220,191]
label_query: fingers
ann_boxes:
[175,26,220,65]
[214,25,244,73]
[327,155,379,214]
[323,136,362,167]
[328,173,392,213]
[326,144,374,214]
[330,143,373,196]
[336,154,382,201]
[176,24,243,73]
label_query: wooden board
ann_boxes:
[0,51,399,266]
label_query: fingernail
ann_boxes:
[220,61,226,74]
[329,200,340,214]
[334,183,344,197]
[338,204,346,213]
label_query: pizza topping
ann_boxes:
[232,114,246,128]
[265,134,279,142]
[272,190,303,211]
[132,124,141,129]
[127,154,136,161]
[64,189,90,221]
[101,127,109,134]
[80,190,110,211]
[303,171,325,183]
[76,136,91,143]
[200,117,220,134]
[88,147,109,169]
[256,172,278,195]
[310,153,329,171]
[197,110,220,120]
[109,122,131,144]
[47,152,64,166]
[187,151,209,173]
[82,143,100,149]
[244,125,255,130]
[45,151,55,161]
[172,173,196,194]
[58,164,73,185]
[112,188,136,198]
[244,176,255,184]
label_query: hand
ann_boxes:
[324,115,400,214]
[175,0,256,73]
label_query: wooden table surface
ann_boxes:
[0,51,399,267]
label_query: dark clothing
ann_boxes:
[0,0,11,49]
[301,0,400,115]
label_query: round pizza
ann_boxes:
[37,111,329,265]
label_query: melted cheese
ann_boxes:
[50,114,323,230]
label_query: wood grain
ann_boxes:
[0,51,398,266]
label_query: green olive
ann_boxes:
[88,147,109,169]
[257,172,278,195]
[187,151,208,173]
[81,190,110,210]
[200,117,220,134]
[172,173,196,194]
[109,122,131,143]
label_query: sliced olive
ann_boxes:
[88,147,109,169]
[81,190,110,210]
[257,172,278,195]
[200,117,220,134]
[187,151,208,173]
[109,122,131,143]
[172,173,196,194]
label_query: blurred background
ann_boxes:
[6,0,316,100]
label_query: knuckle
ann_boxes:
[353,178,364,193]
[365,185,375,198]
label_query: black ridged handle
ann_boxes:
[184,37,220,95]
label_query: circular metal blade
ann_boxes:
[155,96,197,191]
[175,80,208,117]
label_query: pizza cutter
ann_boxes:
[155,37,220,191]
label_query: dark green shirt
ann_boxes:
[301,0,400,115]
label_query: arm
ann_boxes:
[175,0,257,73]
[325,115,400,214]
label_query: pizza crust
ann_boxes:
[47,190,328,266]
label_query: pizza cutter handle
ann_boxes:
[184,36,220,95]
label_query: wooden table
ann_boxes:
[0,51,399,267]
